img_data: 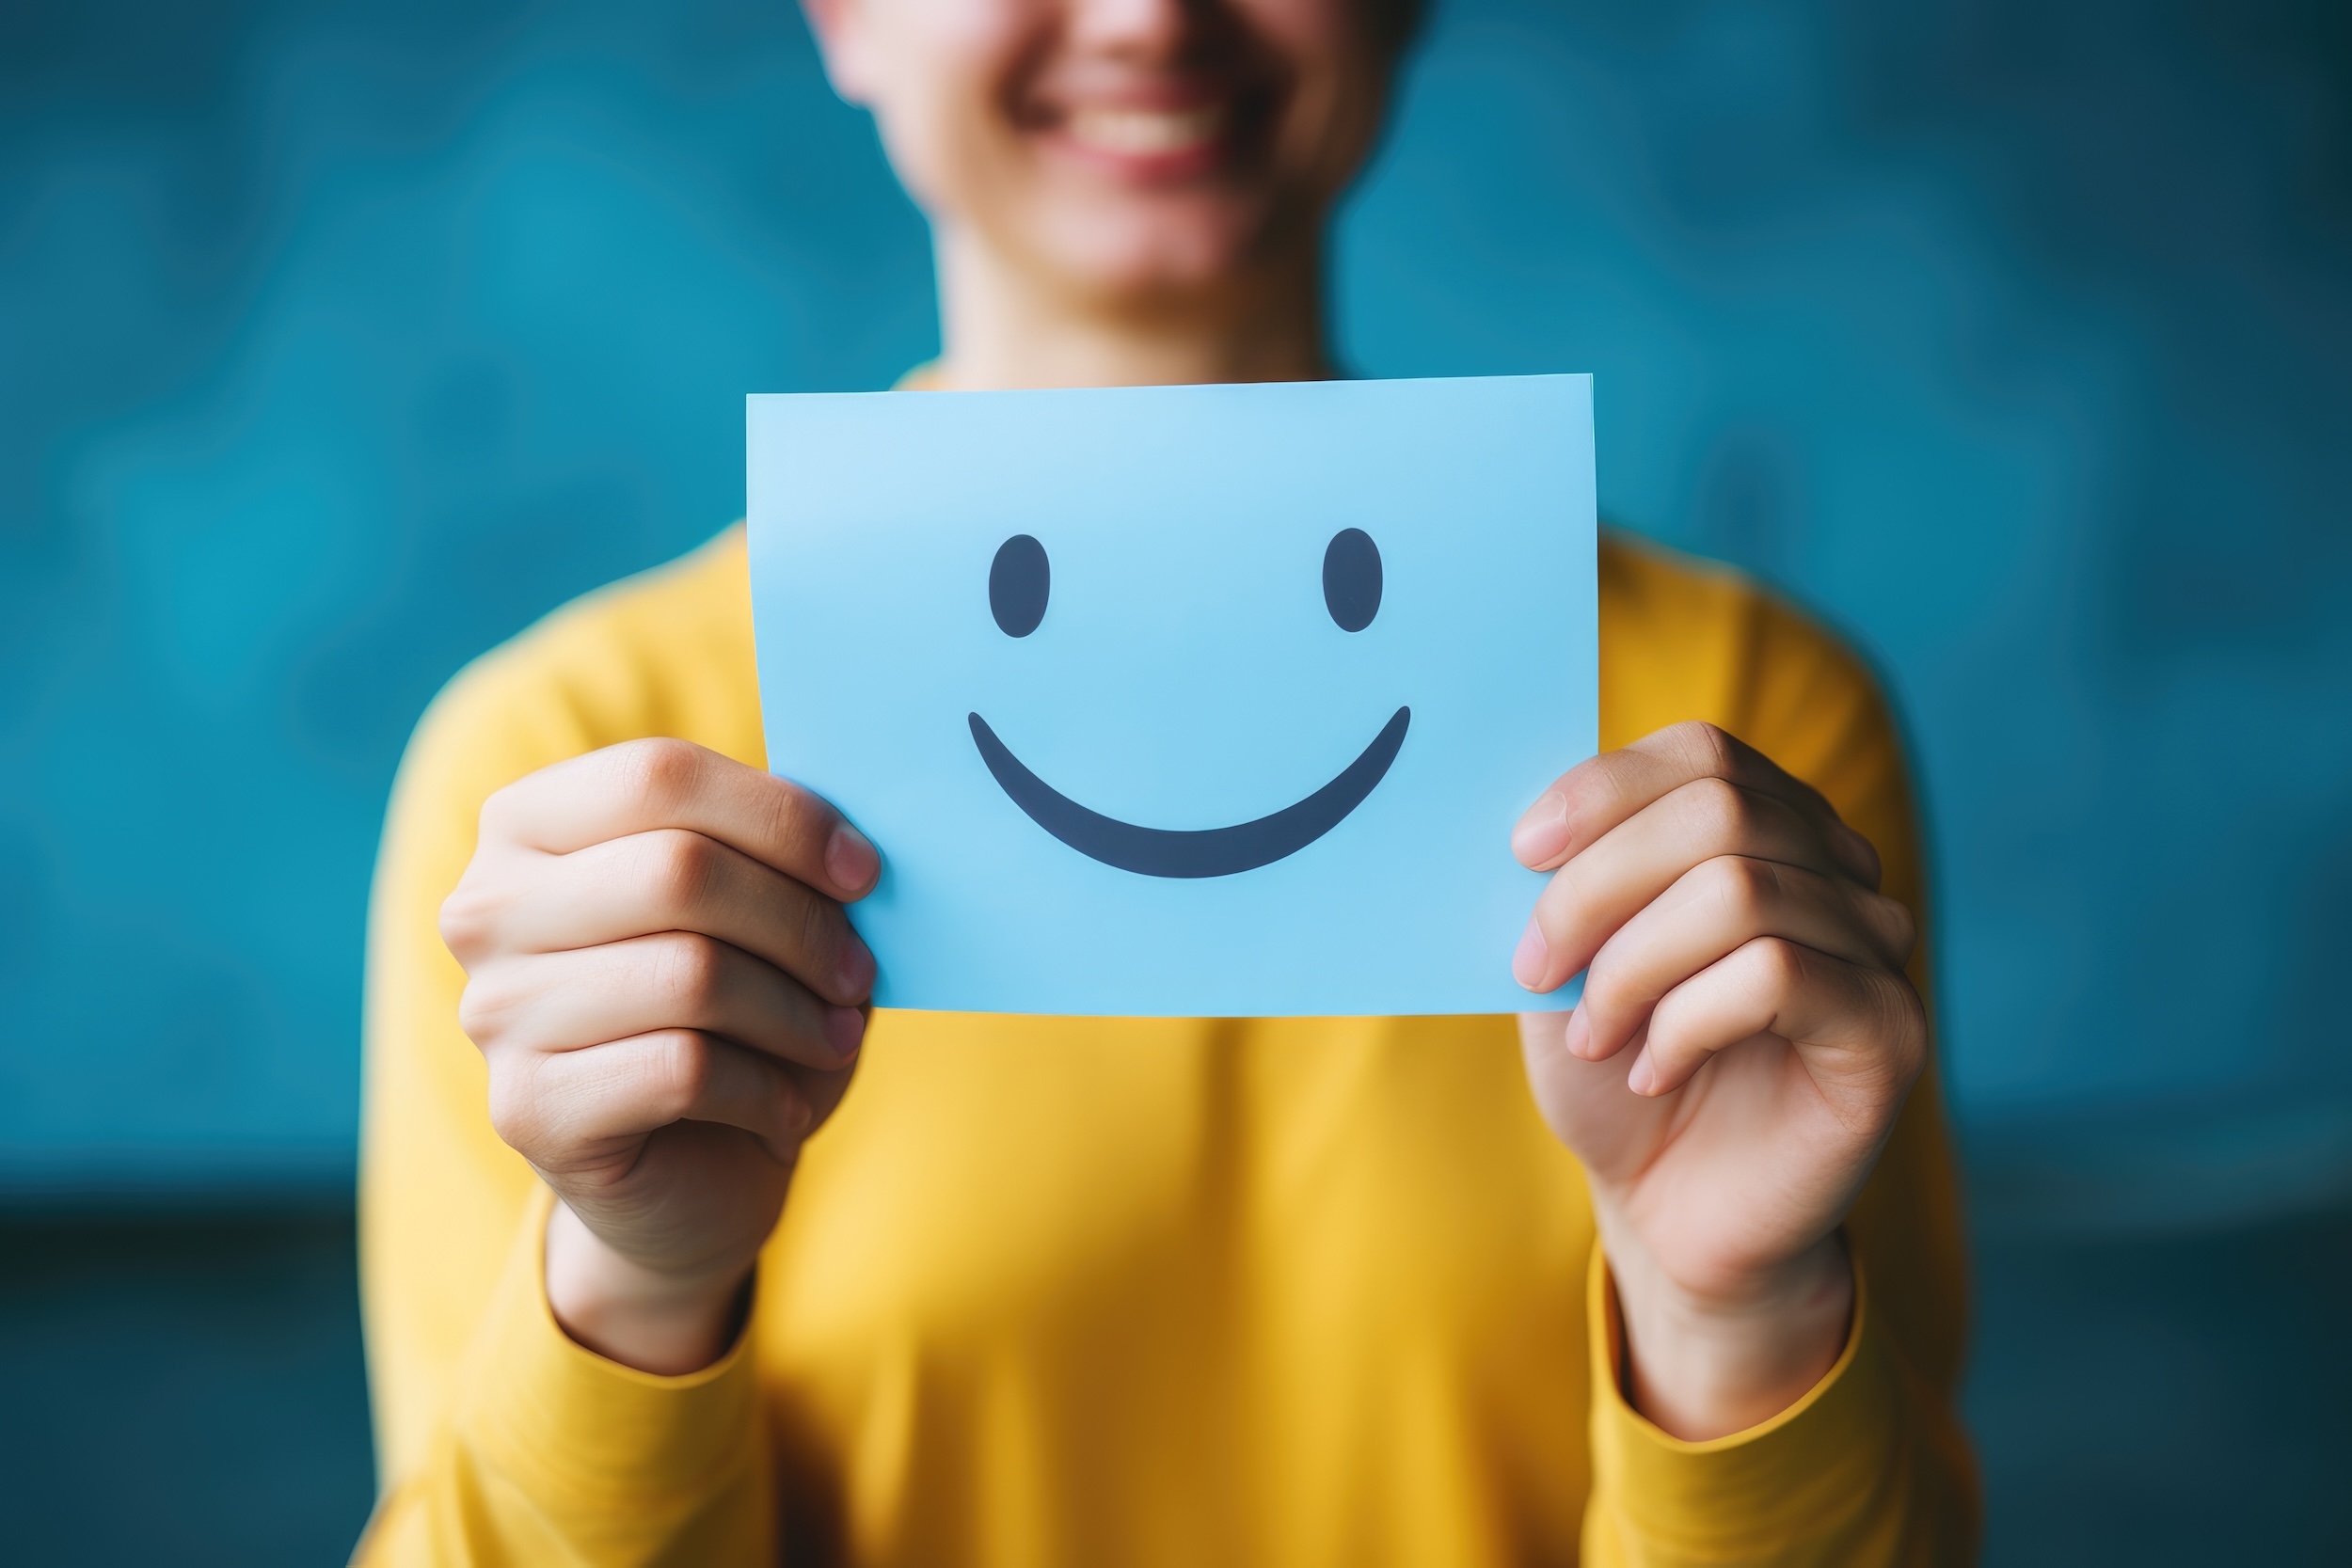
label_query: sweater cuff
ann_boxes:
[452,1187,765,1524]
[1584,1243,1903,1556]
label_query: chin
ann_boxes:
[1027,194,1286,305]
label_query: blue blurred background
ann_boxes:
[3,0,2348,1560]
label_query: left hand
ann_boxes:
[1511,721,1927,1439]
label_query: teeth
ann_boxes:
[1065,104,1225,156]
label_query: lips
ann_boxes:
[969,707,1411,879]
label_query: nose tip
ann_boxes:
[1063,0,1198,53]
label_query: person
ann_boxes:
[355,0,1975,1560]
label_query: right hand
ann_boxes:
[439,738,879,1374]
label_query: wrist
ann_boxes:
[543,1201,755,1376]
[1601,1227,1853,1441]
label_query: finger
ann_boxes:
[493,1030,812,1164]
[1513,774,1862,993]
[1518,1010,1670,1184]
[791,1046,861,1132]
[1512,721,1879,886]
[1571,856,1917,1061]
[479,737,879,900]
[460,932,866,1070]
[457,828,874,1005]
[1626,937,1927,1101]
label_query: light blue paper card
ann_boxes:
[747,374,1596,1017]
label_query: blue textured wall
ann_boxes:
[4,0,2348,1213]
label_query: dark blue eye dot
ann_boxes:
[990,533,1050,638]
[1322,528,1382,632]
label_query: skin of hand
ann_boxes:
[1512,721,1929,1440]
[439,739,881,1374]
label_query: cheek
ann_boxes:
[1235,0,1361,63]
[1218,0,1393,215]
[859,0,1040,220]
[1273,50,1390,198]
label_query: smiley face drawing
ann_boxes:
[967,528,1408,879]
[747,372,1597,1018]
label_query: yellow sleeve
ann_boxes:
[1583,565,1979,1564]
[356,1190,774,1566]
[1581,1245,1972,1565]
[353,602,776,1565]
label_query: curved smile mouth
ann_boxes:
[967,707,1411,879]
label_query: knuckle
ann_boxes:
[774,1078,812,1140]
[437,891,480,961]
[1844,827,1886,888]
[648,932,723,1016]
[792,891,841,971]
[454,971,518,1048]
[644,830,720,919]
[476,778,522,845]
[758,778,828,863]
[641,1031,711,1122]
[437,876,506,963]
[1579,942,1629,1008]
[614,737,706,818]
[1747,935,1809,995]
[767,775,823,846]
[1703,855,1778,925]
[1670,720,1740,779]
[485,1064,547,1154]
[1681,774,1753,847]
[1874,892,1919,960]
[454,988,489,1045]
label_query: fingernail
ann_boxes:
[824,1006,866,1060]
[1627,1053,1654,1096]
[1512,917,1550,990]
[1563,1006,1592,1059]
[1512,792,1570,866]
[826,825,879,895]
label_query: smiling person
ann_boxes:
[358,0,1974,1562]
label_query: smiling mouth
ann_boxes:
[968,707,1410,879]
[1062,103,1227,158]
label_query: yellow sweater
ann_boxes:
[358,527,1976,1566]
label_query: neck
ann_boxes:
[930,224,1334,390]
